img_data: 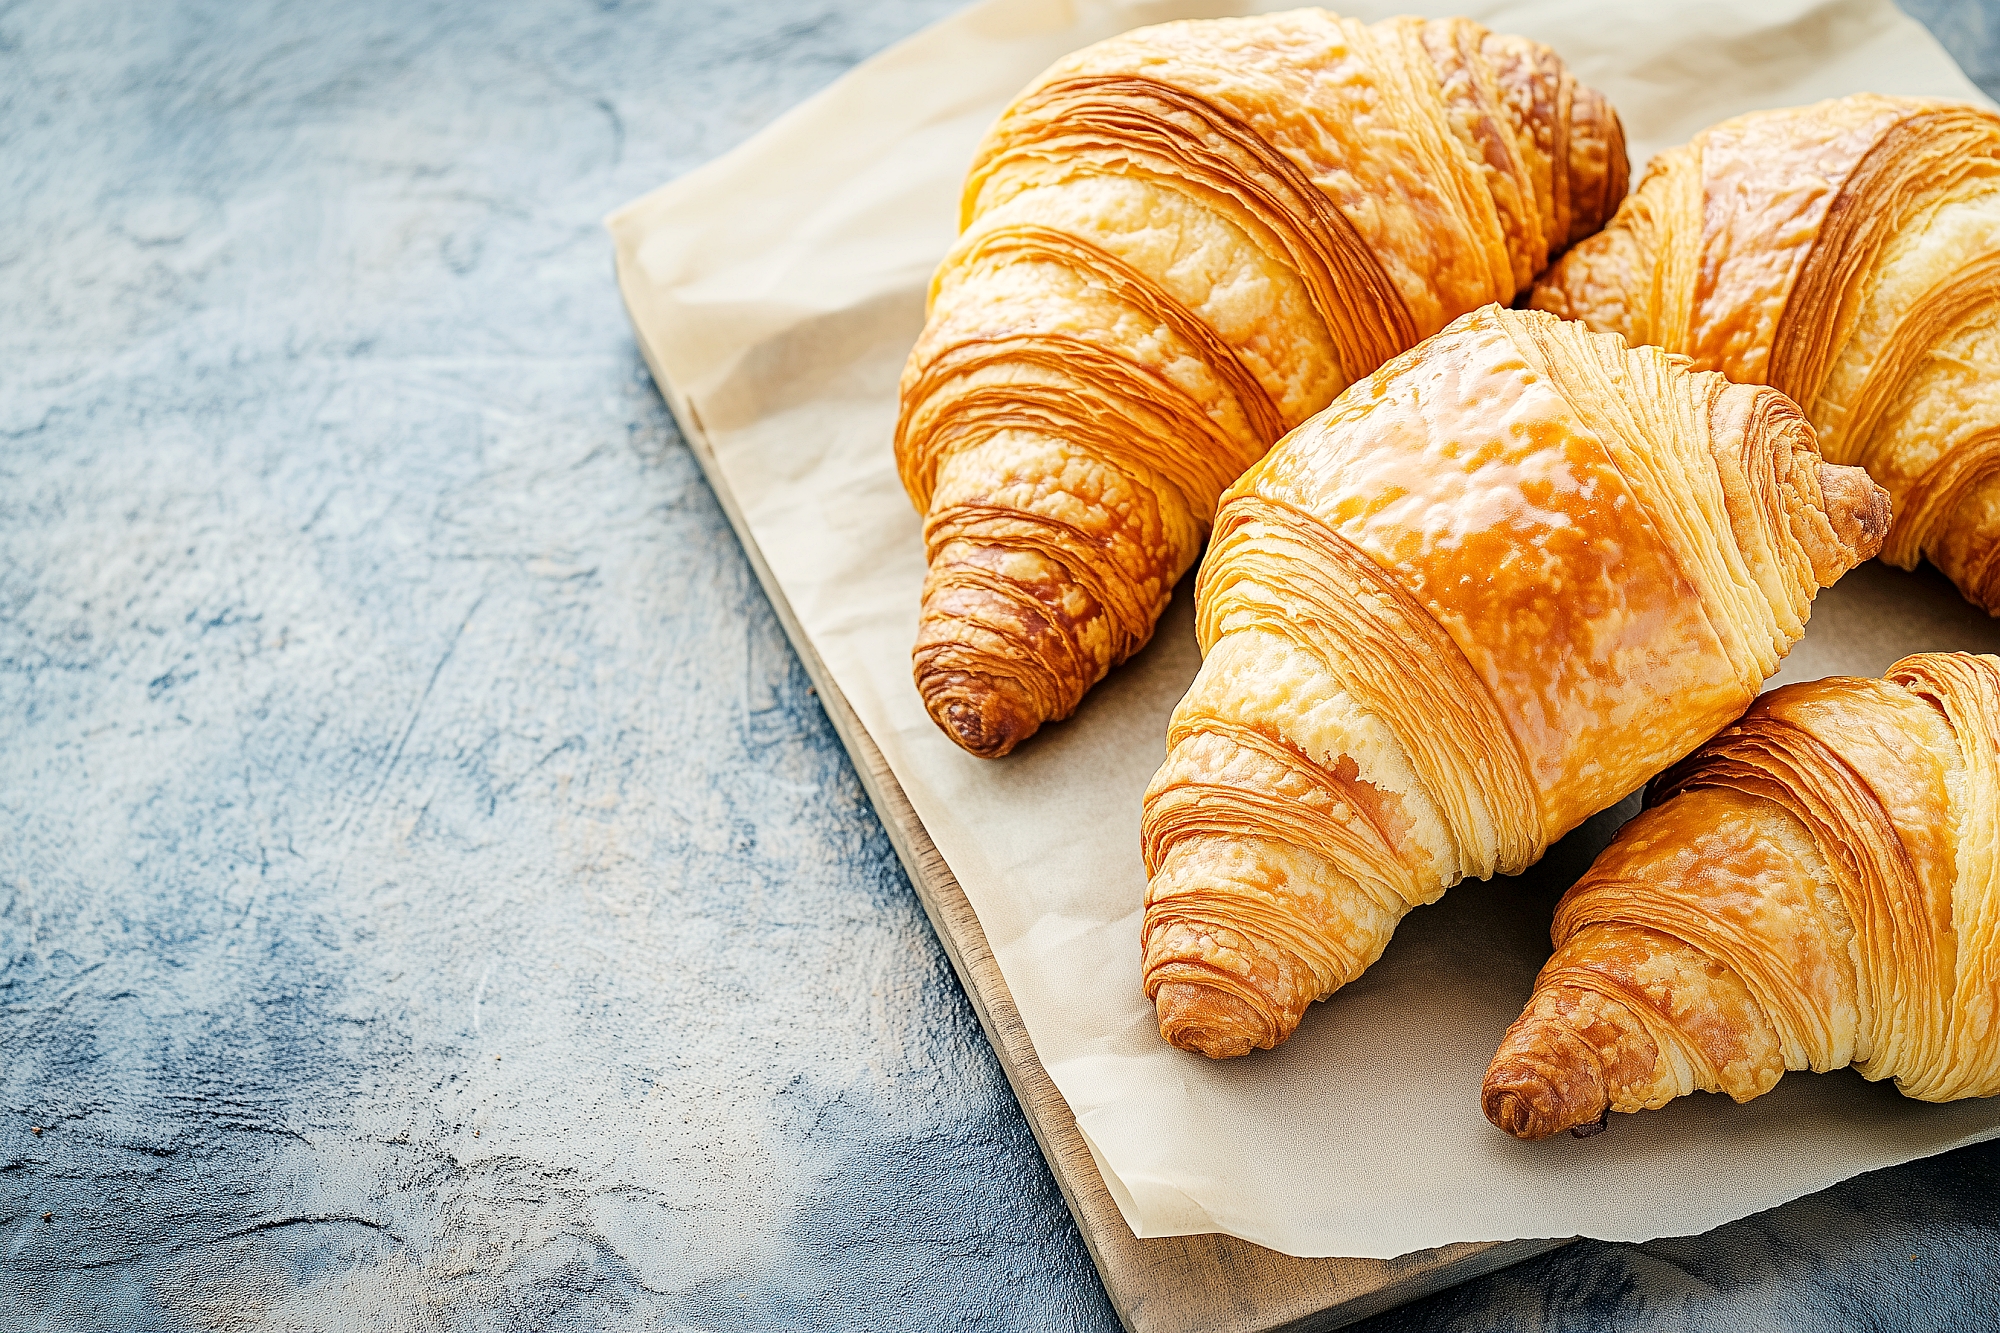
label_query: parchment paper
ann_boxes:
[609,0,2000,1259]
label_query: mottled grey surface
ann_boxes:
[1,2,1996,1330]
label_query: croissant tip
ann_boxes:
[916,670,1041,759]
[1818,461,1892,569]
[940,698,1030,759]
[1482,1087,1541,1139]
[1154,981,1273,1059]
[1481,1063,1609,1141]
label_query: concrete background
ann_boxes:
[4,1,1997,1329]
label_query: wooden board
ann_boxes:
[626,306,1569,1333]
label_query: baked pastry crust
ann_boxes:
[1485,652,2000,1139]
[1140,305,1888,1058]
[1535,94,2000,611]
[898,10,1628,756]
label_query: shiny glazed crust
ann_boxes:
[1533,94,2000,611]
[1485,652,2000,1139]
[1141,305,1888,1059]
[897,9,1630,757]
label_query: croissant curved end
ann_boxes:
[1154,981,1276,1060]
[1481,1087,1543,1140]
[1818,461,1892,574]
[1480,1073,1601,1141]
[1481,1032,1611,1140]
[917,670,1041,759]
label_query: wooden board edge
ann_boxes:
[617,279,1570,1332]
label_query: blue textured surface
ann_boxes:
[2,2,1996,1330]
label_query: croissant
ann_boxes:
[1484,652,2000,1140]
[1141,304,1890,1059]
[896,10,1629,757]
[1533,95,2000,612]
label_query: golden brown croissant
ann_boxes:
[897,10,1629,757]
[1533,94,2000,612]
[1141,304,1889,1059]
[1485,652,2000,1140]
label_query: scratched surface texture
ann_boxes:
[2,1,1997,1331]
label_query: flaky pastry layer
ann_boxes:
[1486,652,2000,1139]
[1141,305,1888,1058]
[899,10,1629,756]
[1533,94,2000,612]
